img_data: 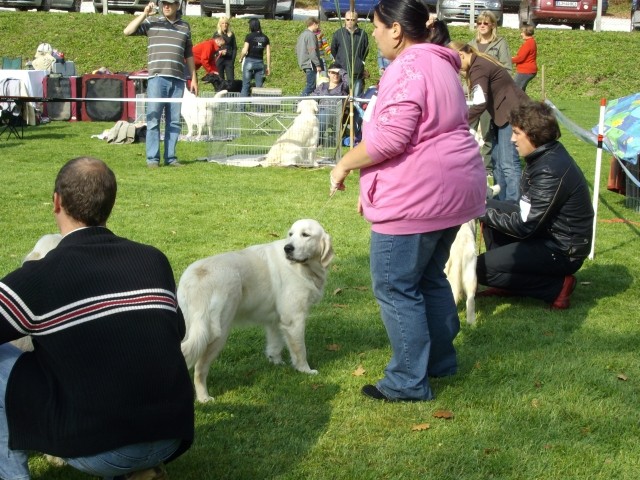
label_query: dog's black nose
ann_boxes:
[284,244,294,254]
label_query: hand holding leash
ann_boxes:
[329,167,347,196]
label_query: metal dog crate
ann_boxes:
[625,159,640,212]
[206,92,344,166]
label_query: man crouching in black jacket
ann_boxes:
[476,100,594,310]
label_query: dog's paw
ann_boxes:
[196,394,215,404]
[267,354,285,365]
[296,366,318,375]
[44,455,67,467]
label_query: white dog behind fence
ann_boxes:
[181,89,228,139]
[262,99,319,167]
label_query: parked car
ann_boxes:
[318,0,376,20]
[200,0,294,19]
[519,0,597,30]
[93,0,148,13]
[0,0,81,12]
[437,0,504,26]
[632,0,640,31]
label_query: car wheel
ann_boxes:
[264,0,277,19]
[518,0,530,26]
[497,15,503,26]
[200,6,211,16]
[318,3,328,21]
[584,22,594,30]
[38,0,51,12]
[281,0,294,20]
[436,1,443,21]
[571,24,580,29]
[68,0,81,12]
[17,6,29,10]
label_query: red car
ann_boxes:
[519,0,597,30]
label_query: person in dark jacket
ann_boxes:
[0,157,194,479]
[452,42,528,203]
[476,101,594,310]
[330,10,369,97]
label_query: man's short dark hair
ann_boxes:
[54,157,117,226]
[509,100,561,148]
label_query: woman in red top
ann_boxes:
[512,24,537,92]
[192,34,227,75]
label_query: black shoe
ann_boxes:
[362,384,426,403]
[362,384,389,401]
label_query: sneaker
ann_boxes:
[147,163,159,169]
[166,162,184,167]
[551,275,577,310]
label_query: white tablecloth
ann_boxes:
[0,70,45,125]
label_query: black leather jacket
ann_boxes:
[481,141,594,260]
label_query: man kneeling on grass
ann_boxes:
[476,100,594,310]
[0,157,193,480]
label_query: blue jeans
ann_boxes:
[301,68,316,96]
[0,343,179,480]
[370,228,461,401]
[491,122,522,202]
[514,72,536,92]
[240,58,265,97]
[146,76,185,166]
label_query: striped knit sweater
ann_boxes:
[0,227,194,458]
[134,15,194,81]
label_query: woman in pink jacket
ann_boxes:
[330,0,486,402]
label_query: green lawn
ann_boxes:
[2,12,640,480]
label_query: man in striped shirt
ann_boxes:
[0,157,194,479]
[125,0,198,168]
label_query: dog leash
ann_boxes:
[315,189,338,221]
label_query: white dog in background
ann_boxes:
[10,234,63,352]
[262,99,319,167]
[445,184,500,325]
[445,221,478,325]
[178,219,333,403]
[181,89,228,139]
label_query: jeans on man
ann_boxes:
[370,228,461,401]
[240,59,265,97]
[146,76,185,166]
[491,122,522,203]
[301,68,316,96]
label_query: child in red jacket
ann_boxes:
[512,25,537,92]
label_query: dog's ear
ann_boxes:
[320,232,335,268]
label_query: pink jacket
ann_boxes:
[361,43,487,235]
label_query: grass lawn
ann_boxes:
[2,12,640,480]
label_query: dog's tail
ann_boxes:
[178,284,217,369]
[180,310,212,369]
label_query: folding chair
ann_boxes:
[0,104,23,140]
[244,87,288,135]
[2,57,22,70]
[0,77,24,140]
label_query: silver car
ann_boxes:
[0,0,81,11]
[436,0,504,26]
[200,0,294,19]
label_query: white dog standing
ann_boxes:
[262,99,319,167]
[181,89,227,139]
[178,219,333,403]
[445,221,478,325]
